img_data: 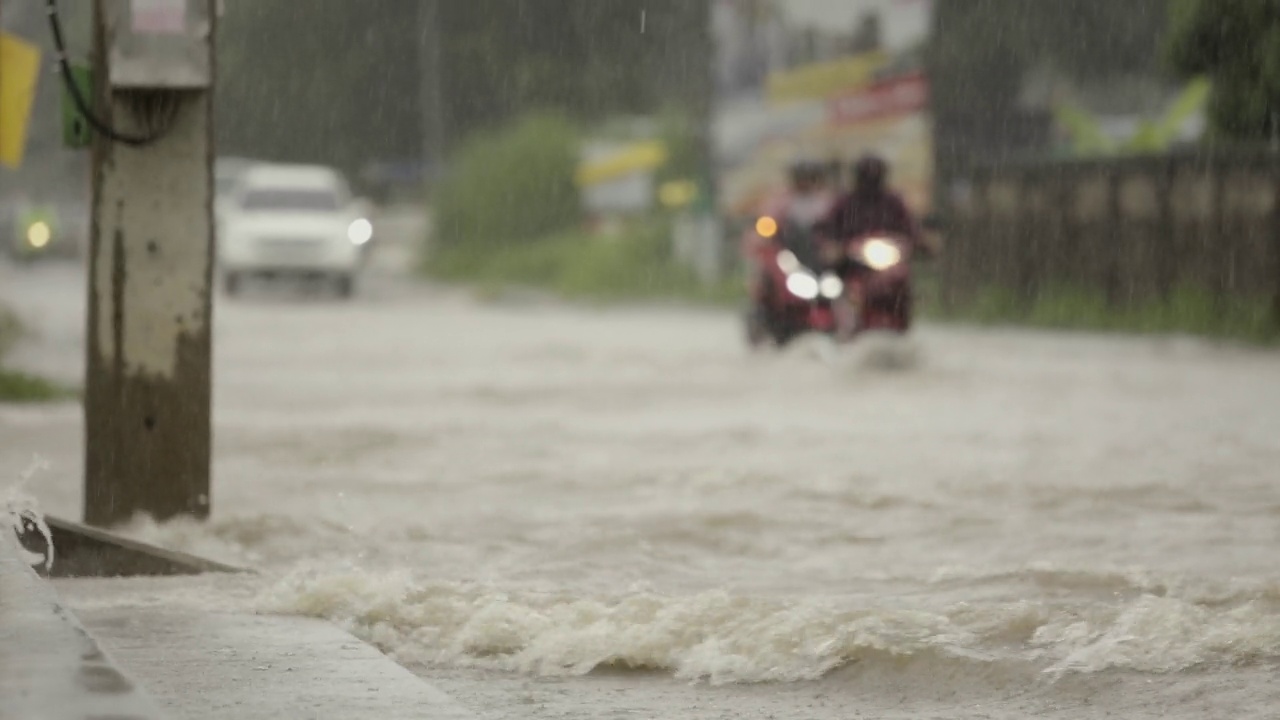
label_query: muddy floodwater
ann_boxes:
[4,251,1280,719]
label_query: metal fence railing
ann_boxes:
[940,151,1280,316]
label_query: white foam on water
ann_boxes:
[114,511,368,570]
[3,456,54,571]
[763,330,923,379]
[255,568,977,684]
[114,513,263,568]
[1037,594,1280,675]
[251,565,1280,685]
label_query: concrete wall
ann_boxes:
[940,152,1280,311]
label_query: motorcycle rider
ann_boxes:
[742,158,838,291]
[780,159,836,232]
[740,158,842,345]
[816,153,927,264]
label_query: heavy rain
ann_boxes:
[3,1,1280,718]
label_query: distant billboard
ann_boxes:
[712,0,935,217]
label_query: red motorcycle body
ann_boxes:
[743,225,914,346]
[824,231,914,340]
[740,193,836,346]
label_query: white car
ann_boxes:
[218,163,373,298]
[215,157,257,217]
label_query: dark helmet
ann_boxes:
[852,154,888,194]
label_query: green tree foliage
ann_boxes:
[216,1,712,175]
[654,106,701,186]
[929,0,1168,173]
[930,0,1166,105]
[435,1,709,142]
[1166,0,1280,141]
[216,1,423,178]
[432,113,580,251]
[1054,77,1210,156]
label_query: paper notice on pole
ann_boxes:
[0,32,41,169]
[132,0,188,35]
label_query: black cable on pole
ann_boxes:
[45,0,165,147]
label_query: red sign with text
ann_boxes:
[828,73,930,126]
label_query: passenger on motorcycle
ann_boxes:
[748,160,835,234]
[780,159,836,231]
[742,159,837,276]
[816,154,927,266]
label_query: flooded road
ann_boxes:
[4,230,1280,718]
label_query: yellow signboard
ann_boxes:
[0,32,41,169]
[658,179,699,209]
[575,140,668,187]
[765,51,887,105]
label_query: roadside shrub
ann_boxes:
[0,305,20,359]
[927,283,1280,345]
[431,112,580,254]
[429,217,742,306]
[0,369,65,403]
[0,305,69,402]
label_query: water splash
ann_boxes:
[814,330,921,374]
[3,456,55,572]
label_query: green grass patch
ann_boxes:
[430,236,1279,346]
[924,282,1280,345]
[0,306,21,358]
[433,112,582,256]
[424,108,745,308]
[0,304,70,402]
[426,218,744,307]
[0,368,68,403]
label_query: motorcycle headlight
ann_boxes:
[819,273,844,300]
[26,221,51,249]
[785,272,819,300]
[776,249,801,274]
[857,238,902,270]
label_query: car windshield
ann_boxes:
[240,187,341,212]
[215,176,240,197]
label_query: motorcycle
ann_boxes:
[745,223,914,347]
[823,230,915,341]
[743,212,842,347]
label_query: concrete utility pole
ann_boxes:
[418,0,446,185]
[83,0,216,527]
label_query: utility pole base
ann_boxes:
[84,2,215,528]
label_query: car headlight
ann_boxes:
[26,221,51,249]
[857,238,902,270]
[819,273,844,300]
[785,271,819,300]
[348,218,373,245]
